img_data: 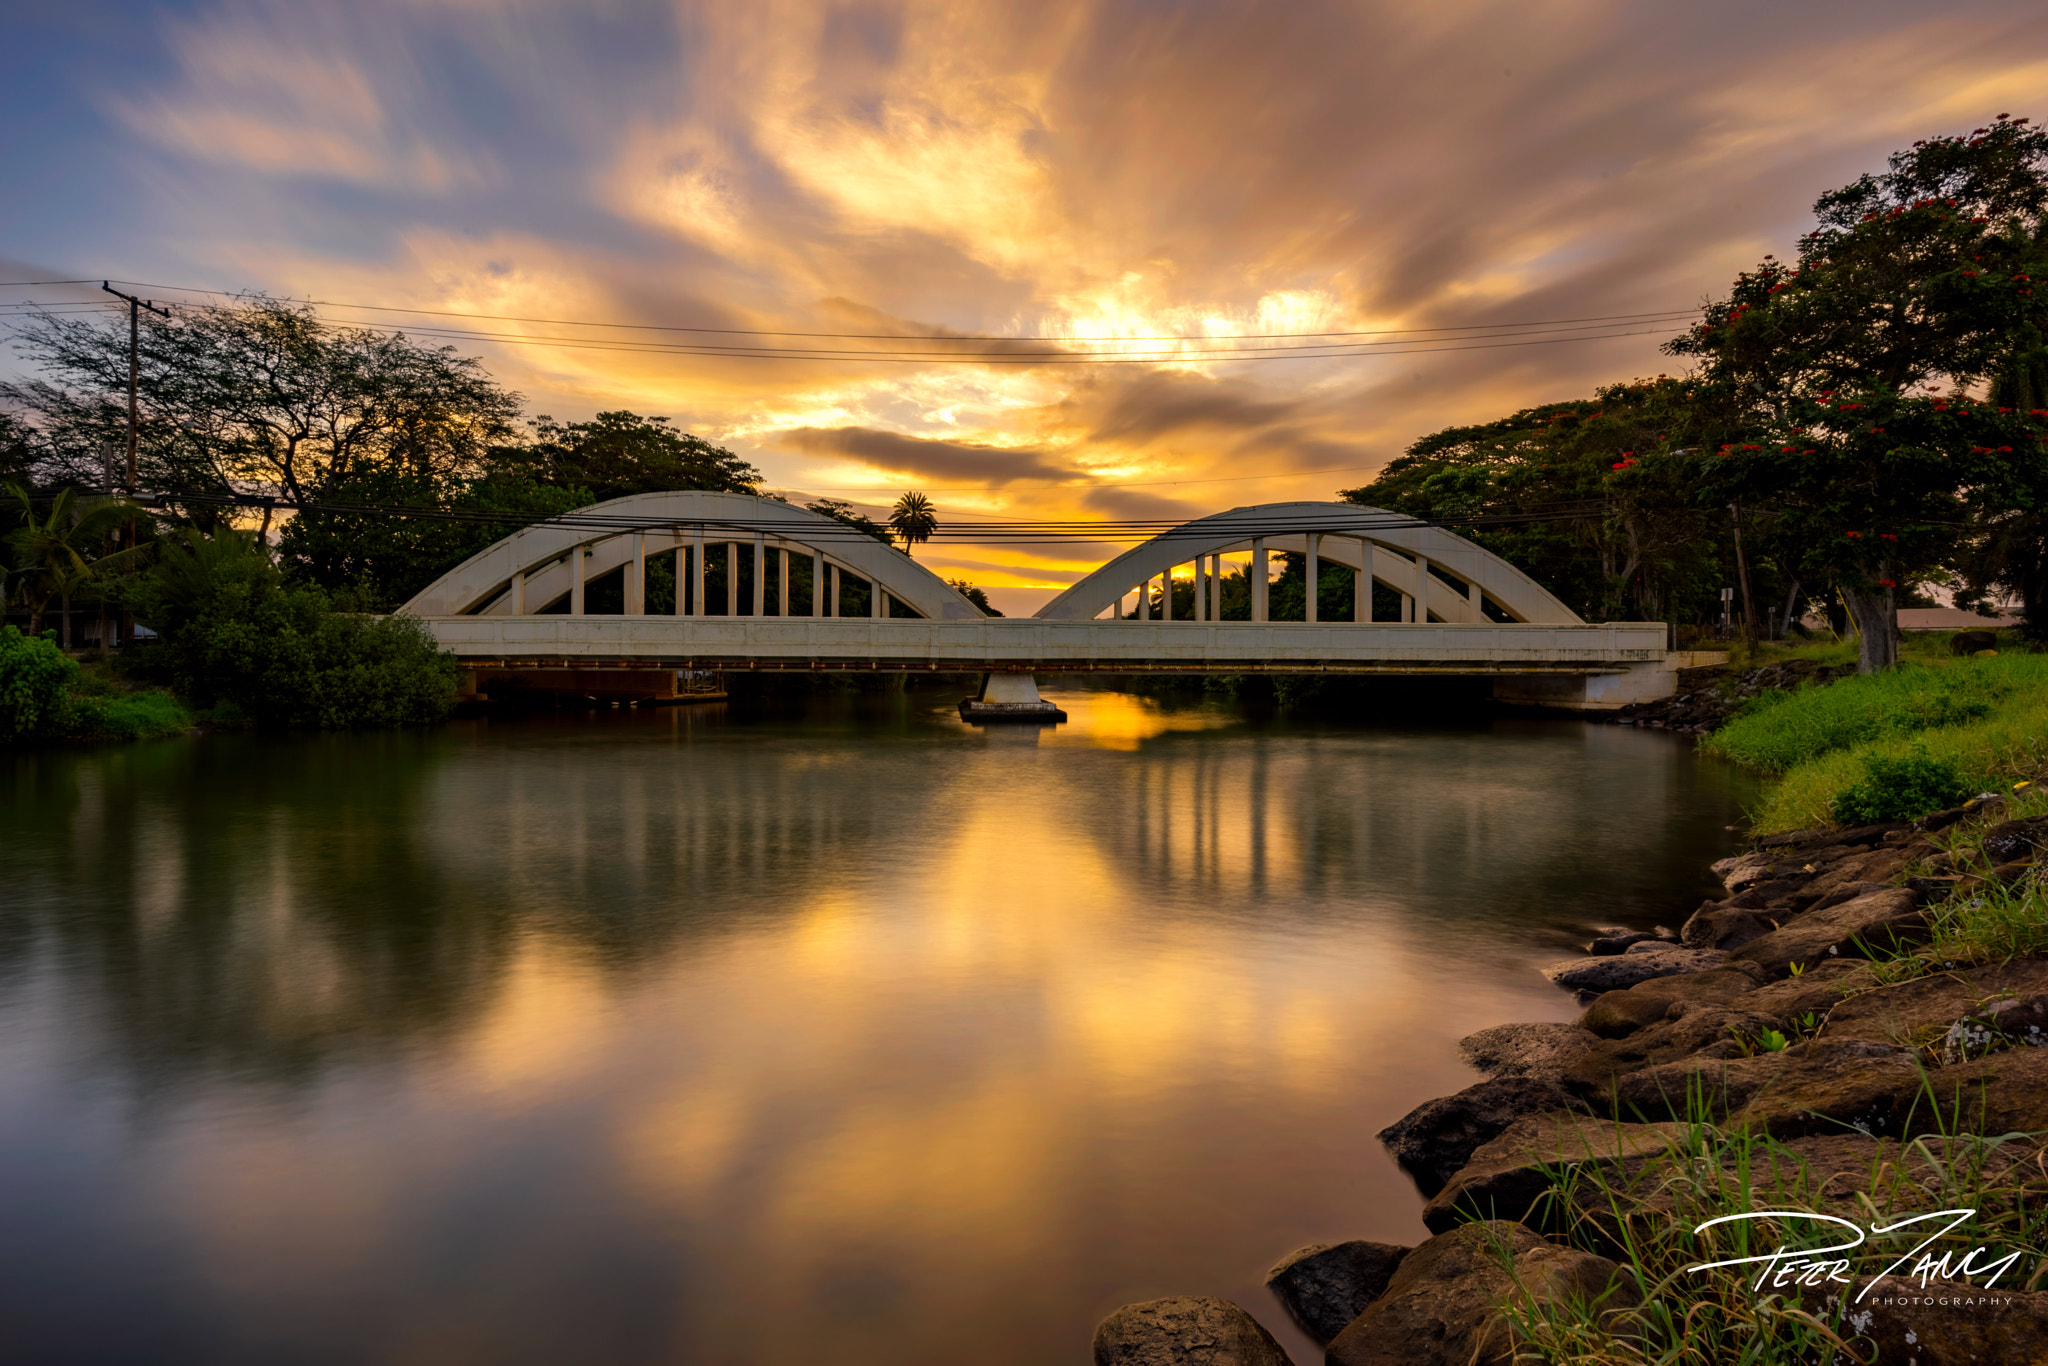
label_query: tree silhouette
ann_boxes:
[888,491,938,556]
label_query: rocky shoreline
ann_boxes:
[1092,795,2048,1365]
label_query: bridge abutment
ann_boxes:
[1491,651,1727,711]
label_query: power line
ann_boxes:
[143,489,1608,544]
[10,276,1702,343]
[1,294,1684,365]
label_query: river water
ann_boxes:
[0,685,1753,1365]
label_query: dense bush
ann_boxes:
[132,529,457,728]
[0,625,77,741]
[1830,747,1975,825]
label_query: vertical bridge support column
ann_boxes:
[1252,538,1268,621]
[958,672,1067,724]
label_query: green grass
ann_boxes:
[1704,654,2045,773]
[1499,1095,2048,1363]
[1698,651,2048,833]
[56,656,193,742]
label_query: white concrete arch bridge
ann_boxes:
[401,492,1686,713]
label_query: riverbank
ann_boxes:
[1093,641,2048,1365]
[0,629,192,745]
[1096,789,2048,1365]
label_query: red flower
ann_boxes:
[1845,531,1862,538]
[1871,428,1885,434]
[1879,580,1897,588]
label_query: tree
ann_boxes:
[888,491,938,555]
[1663,114,2048,664]
[803,498,895,545]
[129,527,456,727]
[947,578,1002,616]
[2,295,524,504]
[5,485,148,644]
[1341,379,1733,626]
[277,464,588,610]
[524,411,761,501]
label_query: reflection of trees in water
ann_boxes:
[0,732,517,1089]
[0,709,962,1091]
[1082,721,1750,932]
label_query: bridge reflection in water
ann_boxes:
[0,692,1753,1366]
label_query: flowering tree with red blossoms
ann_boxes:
[1665,114,2048,670]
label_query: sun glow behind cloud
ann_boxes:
[17,0,2048,610]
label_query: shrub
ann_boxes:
[132,528,458,728]
[0,626,78,742]
[1829,747,1974,825]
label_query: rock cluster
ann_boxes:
[1603,658,1853,734]
[1090,797,2048,1364]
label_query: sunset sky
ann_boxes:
[6,0,2048,612]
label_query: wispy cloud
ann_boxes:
[21,0,2048,609]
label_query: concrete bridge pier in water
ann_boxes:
[401,493,1708,712]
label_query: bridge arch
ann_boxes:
[1032,501,1583,625]
[400,490,984,621]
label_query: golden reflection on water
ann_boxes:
[0,693,1754,1366]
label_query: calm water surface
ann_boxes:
[0,686,1754,1365]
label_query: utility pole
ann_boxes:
[101,284,169,646]
[101,283,169,494]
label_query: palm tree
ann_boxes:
[6,484,148,646]
[888,491,938,556]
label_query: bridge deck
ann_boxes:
[419,617,1668,673]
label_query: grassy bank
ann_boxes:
[0,628,193,746]
[1701,638,2048,833]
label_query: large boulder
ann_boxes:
[1377,1076,1584,1193]
[1421,1114,1687,1234]
[1264,1240,1408,1347]
[1822,960,2048,1051]
[1610,1038,1921,1135]
[1798,846,1913,900]
[1577,964,1769,1038]
[1092,1297,1292,1366]
[1730,888,1926,977]
[1724,960,1874,1026]
[1561,1006,1787,1095]
[1926,1044,2048,1134]
[1457,1023,1601,1080]
[1326,1221,1638,1366]
[1982,816,2048,865]
[1833,1278,2048,1365]
[1711,851,1777,893]
[1542,949,1727,993]
[1680,903,1775,950]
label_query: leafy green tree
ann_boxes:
[889,491,938,555]
[277,465,588,609]
[2,295,523,503]
[524,411,761,501]
[130,528,456,727]
[946,578,1001,616]
[1664,114,2048,664]
[1342,379,1732,625]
